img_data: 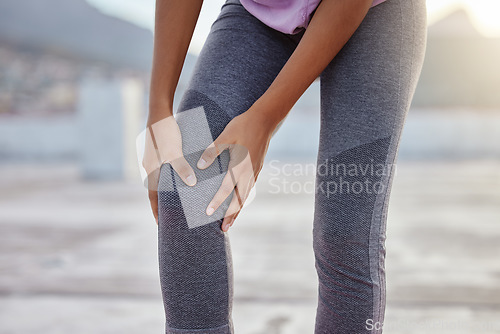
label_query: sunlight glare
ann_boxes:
[427,0,500,37]
[462,0,500,37]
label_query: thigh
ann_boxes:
[159,0,299,234]
[180,0,299,125]
[318,0,427,158]
[315,0,427,235]
[159,0,301,232]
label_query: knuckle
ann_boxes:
[229,198,239,209]
[228,205,241,216]
[203,150,216,162]
[172,160,192,176]
[163,148,183,163]
[220,183,235,195]
[177,167,191,179]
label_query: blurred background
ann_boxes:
[0,0,499,333]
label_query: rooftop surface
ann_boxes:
[0,160,499,333]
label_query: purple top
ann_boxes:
[240,0,387,34]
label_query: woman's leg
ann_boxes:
[313,0,427,333]
[157,1,300,333]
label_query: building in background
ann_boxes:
[0,0,154,178]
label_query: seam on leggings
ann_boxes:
[223,233,234,333]
[211,27,260,34]
[368,0,405,330]
[166,323,232,334]
[217,12,254,21]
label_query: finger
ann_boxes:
[225,184,243,217]
[206,168,238,216]
[222,213,238,232]
[221,191,242,231]
[225,173,253,217]
[221,172,256,231]
[206,144,253,218]
[169,155,197,186]
[240,171,257,201]
[197,139,230,170]
[227,144,251,172]
[148,189,159,225]
[145,166,161,192]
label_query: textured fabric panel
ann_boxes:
[158,104,232,229]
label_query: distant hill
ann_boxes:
[0,0,153,71]
[412,8,500,109]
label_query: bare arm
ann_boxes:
[148,0,203,125]
[143,0,203,224]
[199,0,374,231]
[253,0,373,128]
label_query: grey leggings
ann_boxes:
[157,0,427,333]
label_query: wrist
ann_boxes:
[149,90,173,110]
[246,102,280,134]
[147,108,173,127]
[250,95,290,132]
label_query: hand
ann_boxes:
[142,115,197,224]
[197,109,276,232]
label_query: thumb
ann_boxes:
[197,136,230,170]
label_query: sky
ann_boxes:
[86,0,500,55]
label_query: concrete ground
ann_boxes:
[0,160,499,334]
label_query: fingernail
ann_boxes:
[197,158,206,169]
[222,224,229,232]
[206,206,215,216]
[186,174,196,186]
